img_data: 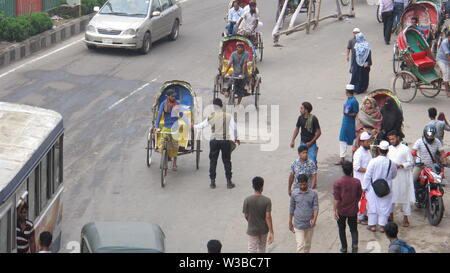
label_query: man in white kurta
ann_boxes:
[387,131,415,227]
[353,132,373,224]
[363,141,398,232]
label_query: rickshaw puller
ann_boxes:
[237,2,259,46]
[154,90,188,171]
[223,42,250,105]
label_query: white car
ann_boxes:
[85,0,182,54]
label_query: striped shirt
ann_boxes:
[17,219,35,253]
[380,0,394,13]
[413,138,444,168]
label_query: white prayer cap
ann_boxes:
[378,140,390,151]
[346,84,355,90]
[353,28,361,33]
[360,131,371,141]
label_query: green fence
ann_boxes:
[0,0,16,17]
[42,0,66,12]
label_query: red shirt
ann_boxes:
[333,176,362,216]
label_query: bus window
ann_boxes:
[58,136,63,186]
[54,139,61,190]
[27,170,37,221]
[0,209,12,253]
[48,148,55,195]
[40,156,48,211]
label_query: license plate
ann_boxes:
[103,39,113,44]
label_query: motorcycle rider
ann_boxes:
[412,125,446,187]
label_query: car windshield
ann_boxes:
[100,0,150,17]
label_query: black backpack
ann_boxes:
[371,160,392,198]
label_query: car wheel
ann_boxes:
[168,20,180,41]
[139,32,152,54]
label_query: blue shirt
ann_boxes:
[437,38,450,65]
[339,96,359,145]
[154,100,187,129]
[228,7,243,23]
[289,189,319,230]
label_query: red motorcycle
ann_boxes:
[413,151,450,226]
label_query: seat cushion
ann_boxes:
[411,51,435,70]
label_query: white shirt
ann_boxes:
[228,7,243,23]
[239,10,259,33]
[363,155,398,216]
[388,144,416,204]
[38,250,52,253]
[243,5,259,15]
[353,146,372,183]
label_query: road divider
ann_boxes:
[0,14,94,70]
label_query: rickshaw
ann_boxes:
[224,0,264,62]
[213,35,262,109]
[397,1,440,45]
[392,27,442,103]
[146,80,201,187]
[275,0,316,27]
[356,89,402,157]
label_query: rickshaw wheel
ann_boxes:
[196,140,201,170]
[393,72,418,103]
[392,45,402,74]
[254,78,260,110]
[376,5,382,23]
[420,81,441,98]
[160,143,168,188]
[257,33,264,62]
[228,86,235,106]
[147,130,155,167]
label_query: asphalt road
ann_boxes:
[0,0,449,253]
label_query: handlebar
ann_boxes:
[225,74,244,80]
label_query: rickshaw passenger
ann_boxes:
[154,89,189,171]
[227,1,243,35]
[409,17,428,40]
[379,98,404,141]
[223,42,249,105]
[355,97,382,148]
[237,2,259,45]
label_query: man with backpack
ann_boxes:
[385,222,416,253]
[362,141,398,233]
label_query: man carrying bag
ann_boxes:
[193,98,240,189]
[363,141,398,233]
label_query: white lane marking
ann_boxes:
[107,78,158,110]
[0,38,84,79]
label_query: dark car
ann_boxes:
[80,221,165,253]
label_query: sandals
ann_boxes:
[367,226,376,232]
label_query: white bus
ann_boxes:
[0,102,64,253]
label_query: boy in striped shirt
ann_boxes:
[17,202,35,253]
